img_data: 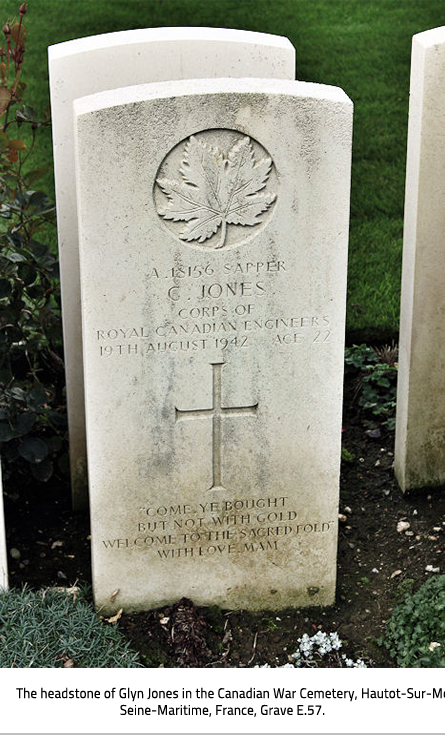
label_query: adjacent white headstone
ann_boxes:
[395,26,445,491]
[74,77,352,613]
[0,462,8,590]
[48,28,296,509]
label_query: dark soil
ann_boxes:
[3,377,445,668]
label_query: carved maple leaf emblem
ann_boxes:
[156,135,276,248]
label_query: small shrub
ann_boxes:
[345,344,397,430]
[382,576,445,667]
[0,587,142,667]
[0,3,66,484]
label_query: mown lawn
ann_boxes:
[2,0,444,340]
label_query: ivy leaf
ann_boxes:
[30,459,53,482]
[156,135,276,248]
[0,422,14,442]
[0,279,11,298]
[18,436,49,464]
[13,412,36,435]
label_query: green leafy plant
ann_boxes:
[261,616,279,632]
[0,587,142,667]
[382,576,445,667]
[0,3,65,484]
[345,344,397,430]
[341,446,355,464]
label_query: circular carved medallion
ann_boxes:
[154,129,278,250]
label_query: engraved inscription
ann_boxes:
[101,495,336,560]
[154,130,277,249]
[176,363,258,493]
[96,314,332,356]
[94,255,335,357]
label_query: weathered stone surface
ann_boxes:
[74,77,352,613]
[48,28,296,509]
[0,462,8,590]
[395,27,445,491]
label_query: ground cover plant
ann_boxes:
[1,0,445,339]
[0,586,142,667]
[382,575,445,667]
[345,344,398,431]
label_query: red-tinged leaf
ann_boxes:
[10,21,26,45]
[25,166,48,185]
[8,139,26,151]
[0,86,11,114]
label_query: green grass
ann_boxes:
[2,0,445,340]
[0,586,142,667]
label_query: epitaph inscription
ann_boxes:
[154,131,278,249]
[102,495,335,563]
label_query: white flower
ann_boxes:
[292,631,367,668]
[330,633,343,650]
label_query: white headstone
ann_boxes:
[74,77,352,613]
[0,462,8,590]
[395,26,445,491]
[48,28,296,509]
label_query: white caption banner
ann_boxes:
[0,667,444,736]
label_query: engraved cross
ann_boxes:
[175,362,258,492]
